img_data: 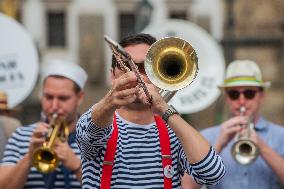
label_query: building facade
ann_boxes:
[1,0,283,129]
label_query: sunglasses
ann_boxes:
[116,61,146,74]
[226,89,258,100]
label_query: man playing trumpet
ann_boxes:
[0,59,87,189]
[183,60,284,189]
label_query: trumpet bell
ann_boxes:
[32,114,68,173]
[32,147,59,173]
[231,139,259,165]
[145,37,198,92]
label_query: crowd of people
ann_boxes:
[0,33,283,189]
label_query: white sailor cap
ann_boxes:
[41,59,88,89]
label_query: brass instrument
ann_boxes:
[104,35,198,102]
[144,37,198,102]
[231,106,259,165]
[32,113,69,173]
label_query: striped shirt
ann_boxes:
[76,108,225,188]
[1,123,81,189]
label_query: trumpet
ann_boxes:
[231,106,259,165]
[104,35,198,102]
[32,113,69,173]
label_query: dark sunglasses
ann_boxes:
[116,61,146,74]
[226,89,258,100]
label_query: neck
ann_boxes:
[117,107,155,125]
[252,113,261,124]
[67,117,78,133]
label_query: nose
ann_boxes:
[238,93,246,106]
[50,98,59,112]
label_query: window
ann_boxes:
[119,13,135,41]
[47,11,66,47]
[169,12,187,20]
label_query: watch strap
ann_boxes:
[162,105,179,123]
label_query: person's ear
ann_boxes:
[76,91,85,106]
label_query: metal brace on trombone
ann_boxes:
[104,35,153,104]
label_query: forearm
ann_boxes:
[68,157,82,182]
[91,96,116,128]
[167,114,210,163]
[259,139,284,186]
[214,140,225,154]
[181,173,202,189]
[0,154,31,189]
[73,167,82,183]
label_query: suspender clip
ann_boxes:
[162,155,172,159]
[103,161,113,165]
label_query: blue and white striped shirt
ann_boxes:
[76,108,225,188]
[1,123,81,189]
[202,117,284,189]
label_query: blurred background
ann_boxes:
[0,0,283,130]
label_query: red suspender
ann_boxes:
[100,114,172,189]
[155,116,173,189]
[100,115,118,189]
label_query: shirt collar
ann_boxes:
[254,117,268,131]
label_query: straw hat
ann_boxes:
[0,91,9,111]
[219,60,270,88]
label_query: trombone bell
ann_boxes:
[145,37,198,92]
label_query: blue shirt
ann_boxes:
[76,109,225,188]
[202,117,284,189]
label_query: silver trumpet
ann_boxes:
[231,106,259,165]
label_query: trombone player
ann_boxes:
[0,59,87,189]
[183,60,284,189]
[76,33,225,188]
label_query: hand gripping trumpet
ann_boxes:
[104,35,198,103]
[32,113,69,173]
[231,106,259,165]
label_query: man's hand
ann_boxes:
[106,71,140,109]
[215,116,248,153]
[136,82,169,115]
[54,142,81,172]
[29,122,49,159]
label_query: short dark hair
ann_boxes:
[111,33,157,70]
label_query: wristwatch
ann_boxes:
[162,105,179,123]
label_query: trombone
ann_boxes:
[104,35,198,102]
[32,113,69,173]
[231,106,259,165]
